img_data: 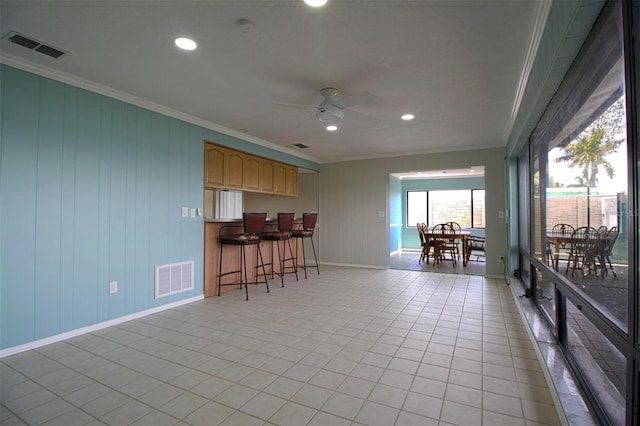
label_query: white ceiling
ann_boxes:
[0,0,543,164]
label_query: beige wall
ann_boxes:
[319,147,508,277]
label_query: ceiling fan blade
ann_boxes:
[273,101,319,109]
[345,109,380,126]
[334,91,376,109]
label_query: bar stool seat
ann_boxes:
[291,212,319,278]
[261,212,298,287]
[218,212,269,300]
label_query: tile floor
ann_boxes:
[2,266,563,425]
[389,251,486,277]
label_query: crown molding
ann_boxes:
[504,0,553,142]
[0,53,321,164]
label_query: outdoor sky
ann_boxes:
[548,143,628,193]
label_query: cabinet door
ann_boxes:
[225,151,244,189]
[243,156,260,192]
[273,163,287,195]
[204,144,225,188]
[259,160,275,193]
[286,165,299,196]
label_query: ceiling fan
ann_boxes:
[276,87,376,127]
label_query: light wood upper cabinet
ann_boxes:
[286,165,299,196]
[273,163,287,195]
[204,144,225,188]
[243,156,261,192]
[204,142,298,196]
[259,160,275,193]
[225,151,244,189]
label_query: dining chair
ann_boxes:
[417,223,433,263]
[431,223,457,266]
[446,221,462,259]
[466,235,486,262]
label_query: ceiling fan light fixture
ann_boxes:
[304,0,328,7]
[401,113,415,121]
[326,125,338,131]
[317,106,344,124]
[174,37,197,50]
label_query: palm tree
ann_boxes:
[555,126,620,187]
[555,97,625,187]
[554,98,625,227]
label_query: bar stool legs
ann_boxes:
[262,213,298,287]
[218,240,269,301]
[296,234,319,279]
[217,213,269,301]
[291,213,320,279]
[272,237,298,286]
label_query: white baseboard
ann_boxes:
[320,261,386,270]
[0,295,204,358]
[485,274,506,280]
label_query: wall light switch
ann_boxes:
[182,207,188,218]
[109,281,118,294]
[190,208,196,218]
[378,211,385,218]
[498,210,504,219]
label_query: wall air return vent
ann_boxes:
[5,31,67,58]
[155,261,194,299]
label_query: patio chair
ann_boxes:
[598,226,618,278]
[566,226,600,277]
[550,223,575,271]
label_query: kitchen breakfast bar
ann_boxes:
[203,217,316,298]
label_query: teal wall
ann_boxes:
[388,175,402,255]
[401,177,485,249]
[0,65,319,350]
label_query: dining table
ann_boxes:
[546,231,604,274]
[423,230,472,266]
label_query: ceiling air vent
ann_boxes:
[5,31,67,59]
[293,143,309,149]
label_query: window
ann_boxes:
[472,190,485,228]
[407,191,427,225]
[407,189,485,228]
[515,2,636,423]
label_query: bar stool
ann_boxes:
[218,212,269,300]
[261,213,298,287]
[291,212,319,278]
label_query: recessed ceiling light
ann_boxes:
[304,0,328,7]
[326,125,338,131]
[174,37,197,51]
[401,114,415,121]
[469,168,475,173]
